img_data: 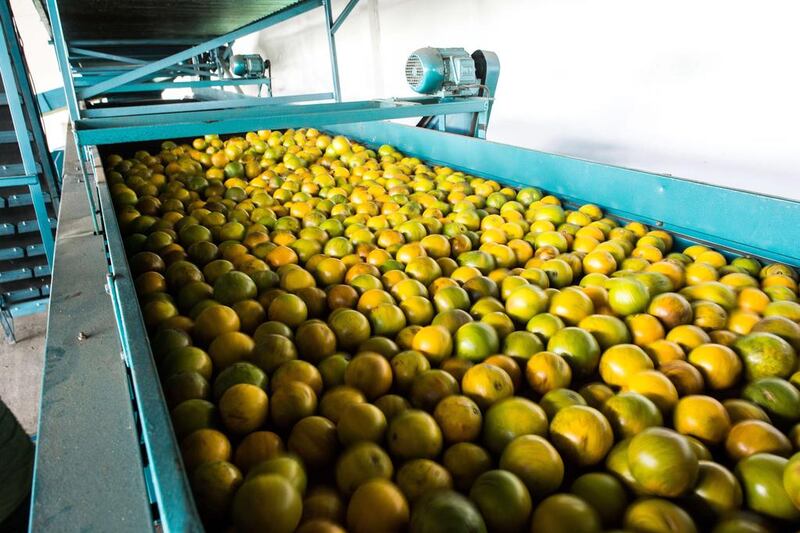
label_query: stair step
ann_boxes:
[5,191,52,207]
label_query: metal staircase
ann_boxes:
[0,1,59,342]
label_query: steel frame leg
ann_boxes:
[75,138,100,234]
[29,181,54,267]
[0,307,16,344]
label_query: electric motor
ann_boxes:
[405,47,480,95]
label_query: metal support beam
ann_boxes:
[29,181,54,266]
[45,0,81,120]
[77,0,322,99]
[332,0,361,33]
[69,47,147,64]
[74,77,271,92]
[83,92,333,118]
[322,0,342,102]
[74,97,490,145]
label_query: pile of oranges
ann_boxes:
[108,128,800,533]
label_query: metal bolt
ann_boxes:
[655,221,664,227]
[77,331,89,341]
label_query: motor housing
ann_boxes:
[230,54,268,78]
[405,47,480,95]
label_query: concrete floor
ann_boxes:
[0,312,46,435]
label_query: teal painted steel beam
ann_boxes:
[74,77,270,92]
[45,0,82,120]
[332,0,361,33]
[322,0,342,101]
[327,121,800,267]
[73,98,490,145]
[36,87,66,113]
[83,91,333,118]
[69,46,147,64]
[77,0,322,99]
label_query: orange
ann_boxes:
[412,325,453,364]
[673,395,731,445]
[461,363,514,409]
[409,369,459,411]
[193,304,241,344]
[599,344,655,387]
[499,435,564,496]
[549,405,614,466]
[335,441,393,496]
[687,343,742,390]
[625,313,665,347]
[219,383,269,434]
[344,352,393,400]
[234,431,284,474]
[396,459,453,503]
[269,382,317,428]
[666,324,711,352]
[190,460,243,521]
[232,475,302,533]
[346,479,409,533]
[181,428,232,473]
[548,287,595,326]
[433,395,482,443]
[644,339,685,365]
[525,351,572,394]
[388,409,442,460]
[578,314,631,349]
[482,396,548,454]
[287,416,339,469]
[624,370,679,414]
[208,331,255,369]
[647,292,693,329]
[505,284,548,323]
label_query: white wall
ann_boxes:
[236,0,800,200]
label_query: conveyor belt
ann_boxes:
[47,0,304,42]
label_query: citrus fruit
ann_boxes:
[735,453,800,521]
[530,494,602,533]
[346,479,409,533]
[627,427,699,497]
[396,459,453,503]
[549,405,614,466]
[409,490,487,533]
[570,472,628,527]
[483,396,548,454]
[455,322,500,361]
[525,351,572,394]
[232,474,302,533]
[547,326,601,379]
[673,395,731,445]
[433,395,482,443]
[623,498,697,533]
[388,409,442,460]
[603,391,663,439]
[335,441,393,496]
[233,431,284,474]
[287,416,338,468]
[219,383,269,435]
[461,363,514,409]
[725,419,793,461]
[469,470,532,533]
